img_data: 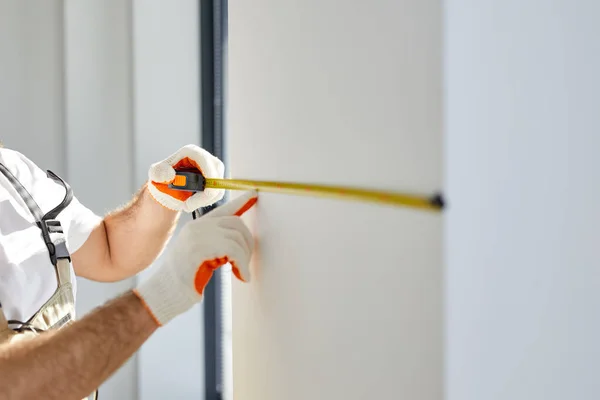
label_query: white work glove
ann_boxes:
[147,144,225,212]
[133,190,258,326]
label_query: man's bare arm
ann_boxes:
[0,190,258,399]
[72,184,180,282]
[0,292,157,400]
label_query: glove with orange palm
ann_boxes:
[134,190,258,326]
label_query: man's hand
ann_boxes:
[147,144,226,212]
[73,144,226,282]
[134,190,258,326]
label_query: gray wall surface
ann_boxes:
[445,1,600,399]
[0,0,66,174]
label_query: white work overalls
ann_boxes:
[0,163,98,400]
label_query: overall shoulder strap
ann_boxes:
[0,163,74,270]
[0,162,44,221]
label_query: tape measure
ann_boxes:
[169,170,444,212]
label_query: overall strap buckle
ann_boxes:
[38,220,71,266]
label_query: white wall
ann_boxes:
[445,1,600,399]
[228,1,443,399]
[1,1,205,398]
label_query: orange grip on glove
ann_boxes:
[194,256,244,296]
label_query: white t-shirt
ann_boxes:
[0,148,102,322]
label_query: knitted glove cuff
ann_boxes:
[134,265,201,326]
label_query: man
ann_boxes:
[0,144,258,399]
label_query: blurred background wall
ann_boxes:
[0,1,205,398]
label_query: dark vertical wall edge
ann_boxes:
[200,0,228,398]
[199,1,220,400]
[213,0,227,397]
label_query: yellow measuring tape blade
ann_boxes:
[205,178,444,212]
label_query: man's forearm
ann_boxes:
[0,292,157,400]
[104,184,180,278]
